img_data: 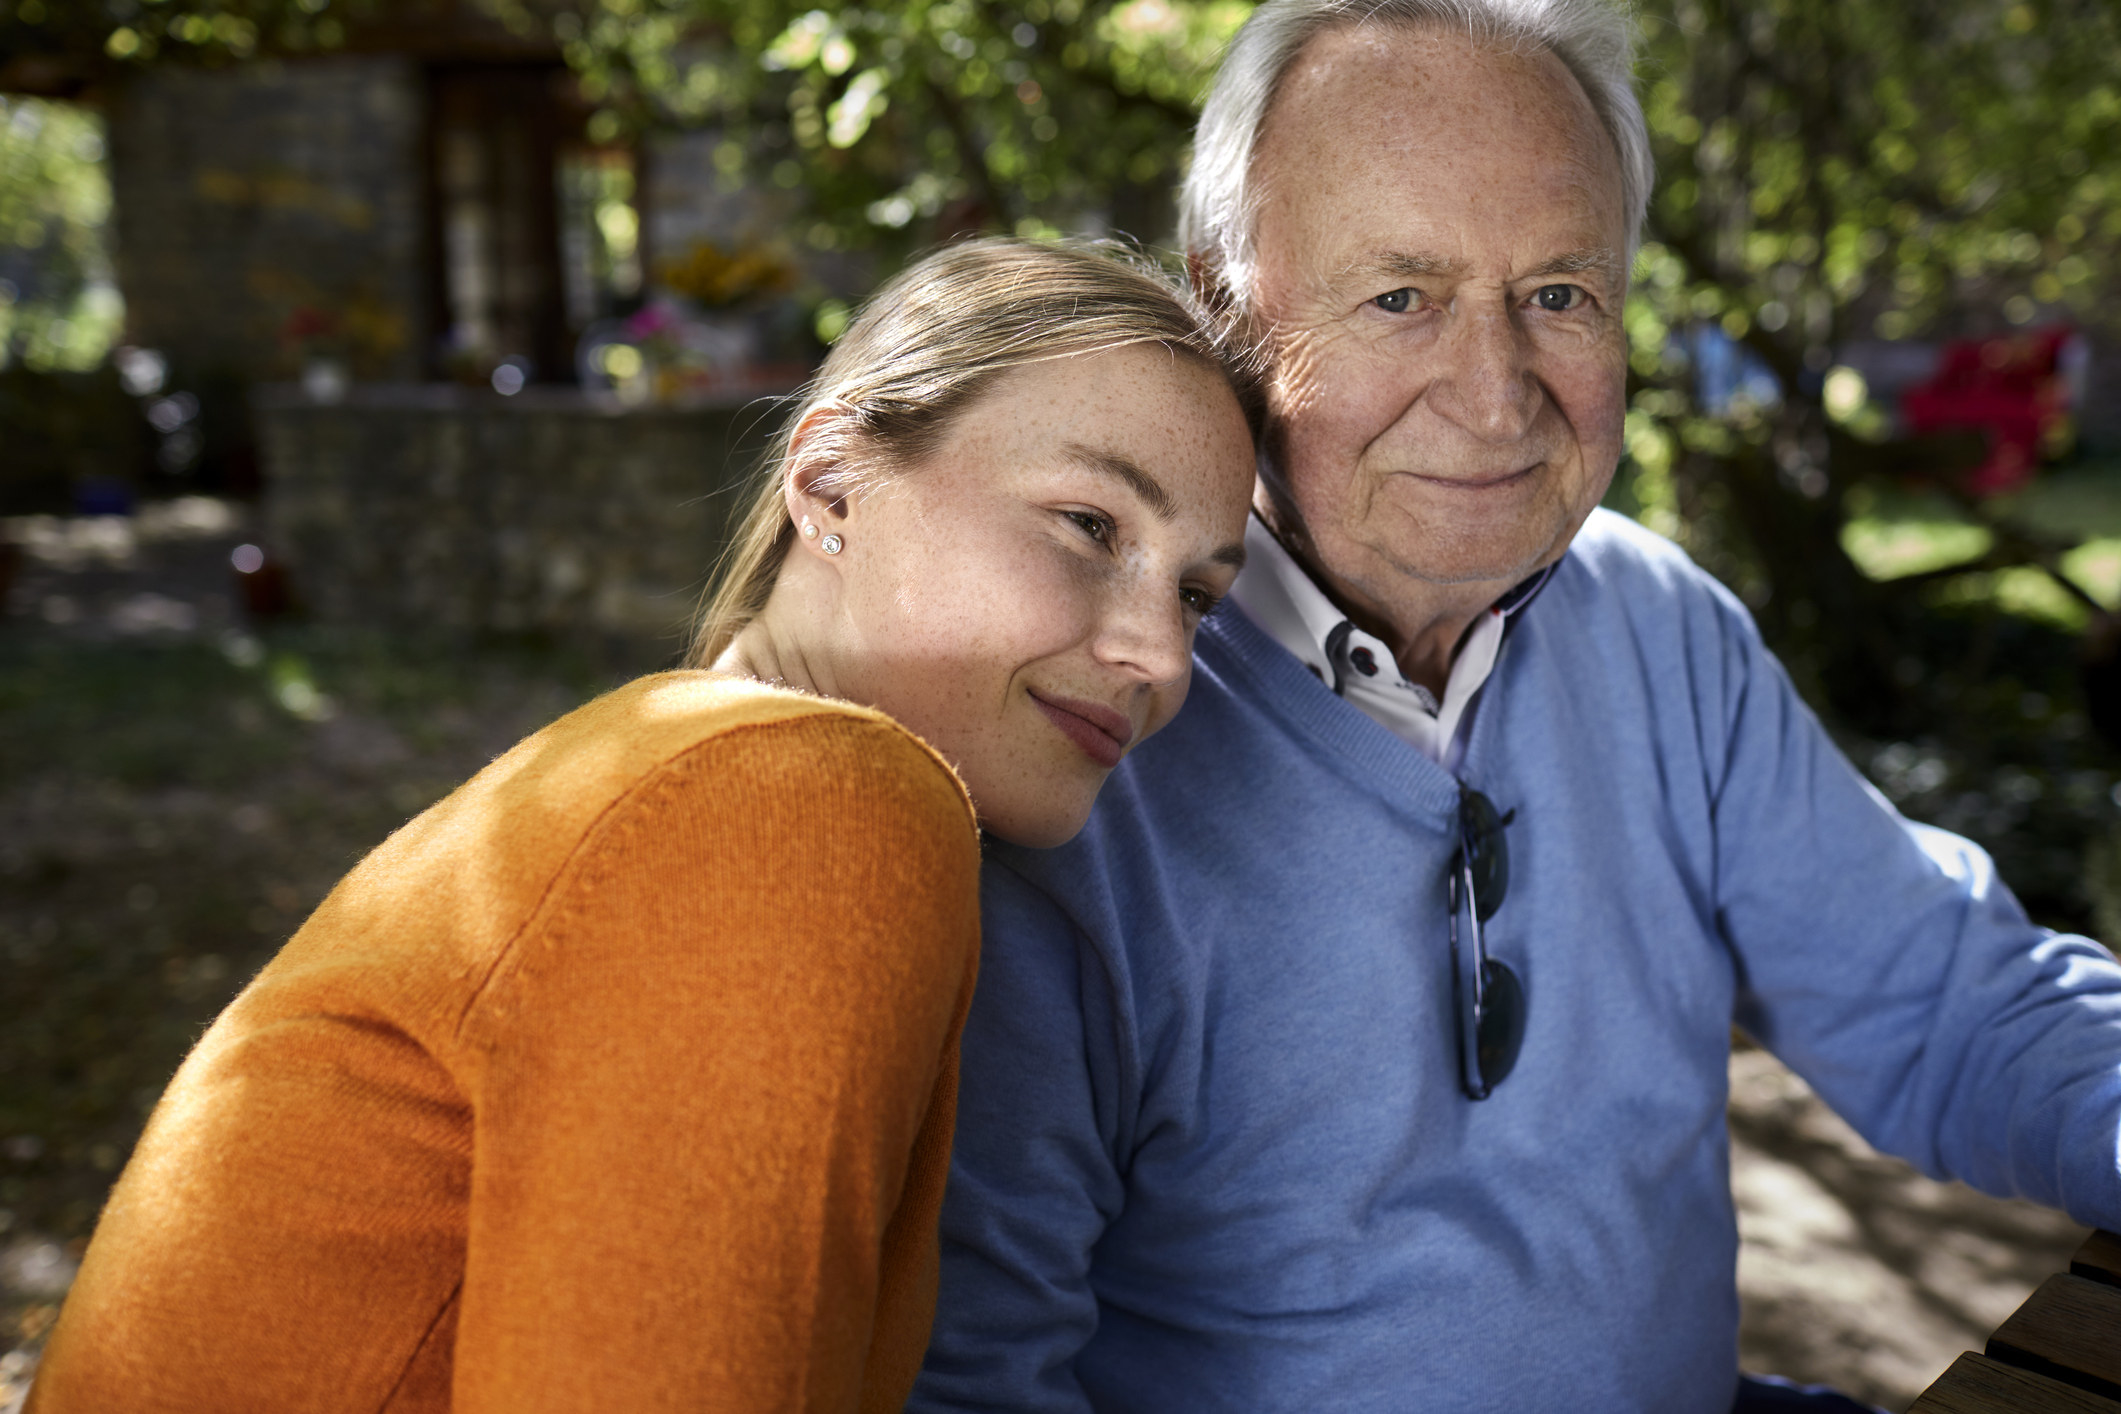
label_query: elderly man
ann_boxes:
[912,1,2121,1410]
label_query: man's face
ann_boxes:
[1247,25,1630,604]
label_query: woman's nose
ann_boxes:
[1093,581,1191,686]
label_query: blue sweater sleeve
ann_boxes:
[910,860,1126,1414]
[1708,593,2121,1224]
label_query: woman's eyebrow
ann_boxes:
[1062,442,1179,522]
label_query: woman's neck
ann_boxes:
[716,603,837,701]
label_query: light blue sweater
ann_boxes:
[913,510,2121,1414]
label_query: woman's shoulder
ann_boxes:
[267,675,974,1018]
[488,671,975,838]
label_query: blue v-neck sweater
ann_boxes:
[914,510,2121,1414]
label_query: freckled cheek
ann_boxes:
[1140,677,1190,739]
[943,539,1107,667]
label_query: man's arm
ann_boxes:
[911,861,1131,1414]
[1711,604,2121,1225]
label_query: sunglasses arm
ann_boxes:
[1450,860,1494,1101]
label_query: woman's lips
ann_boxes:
[1030,691,1133,770]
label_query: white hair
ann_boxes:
[1178,0,1653,315]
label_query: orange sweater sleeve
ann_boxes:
[447,714,982,1411]
[27,682,982,1414]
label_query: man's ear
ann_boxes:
[782,401,861,550]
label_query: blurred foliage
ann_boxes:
[5,0,1239,252]
[1619,0,2121,734]
[0,0,373,71]
[528,0,1248,254]
[0,97,120,372]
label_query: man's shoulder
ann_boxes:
[1545,509,1761,645]
[1562,508,1723,596]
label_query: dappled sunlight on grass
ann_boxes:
[1994,461,2121,543]
[1841,516,1993,580]
[1928,565,2090,630]
[1839,464,2121,630]
[2060,537,2121,610]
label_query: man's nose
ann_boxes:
[1428,305,1541,443]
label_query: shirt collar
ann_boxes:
[1226,511,1554,692]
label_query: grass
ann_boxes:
[0,626,614,1249]
[1837,462,2121,630]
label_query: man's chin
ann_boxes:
[1363,493,1592,590]
[1372,529,1566,593]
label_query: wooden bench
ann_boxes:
[1907,1230,2121,1412]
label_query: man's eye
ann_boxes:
[1533,284,1584,311]
[1374,288,1414,314]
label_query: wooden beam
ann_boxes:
[1987,1274,2121,1402]
[2071,1230,2121,1288]
[1909,1353,2121,1413]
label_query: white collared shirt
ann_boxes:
[1226,515,1544,770]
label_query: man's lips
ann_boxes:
[1401,463,1541,491]
[1030,691,1134,770]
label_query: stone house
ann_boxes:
[2,3,811,656]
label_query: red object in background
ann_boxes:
[280,306,339,348]
[1899,326,2078,495]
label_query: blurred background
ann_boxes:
[4,0,2121,1407]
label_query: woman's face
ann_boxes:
[814,344,1255,847]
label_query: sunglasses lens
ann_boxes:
[1459,788,1509,923]
[1476,958,1526,1090]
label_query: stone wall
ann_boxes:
[107,57,428,383]
[256,384,791,652]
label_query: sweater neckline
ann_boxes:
[1198,601,1478,820]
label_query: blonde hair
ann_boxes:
[687,237,1259,666]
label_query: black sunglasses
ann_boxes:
[1448,785,1526,1100]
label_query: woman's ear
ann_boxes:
[782,401,862,557]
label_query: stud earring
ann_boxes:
[801,522,820,540]
[821,534,844,555]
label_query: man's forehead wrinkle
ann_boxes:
[1528,247,1622,280]
[1358,251,1462,281]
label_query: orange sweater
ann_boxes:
[29,674,982,1413]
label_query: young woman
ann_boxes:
[27,239,1257,1413]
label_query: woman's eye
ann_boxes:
[1374,288,1414,314]
[1066,510,1114,545]
[1179,585,1223,618]
[1533,284,1584,312]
